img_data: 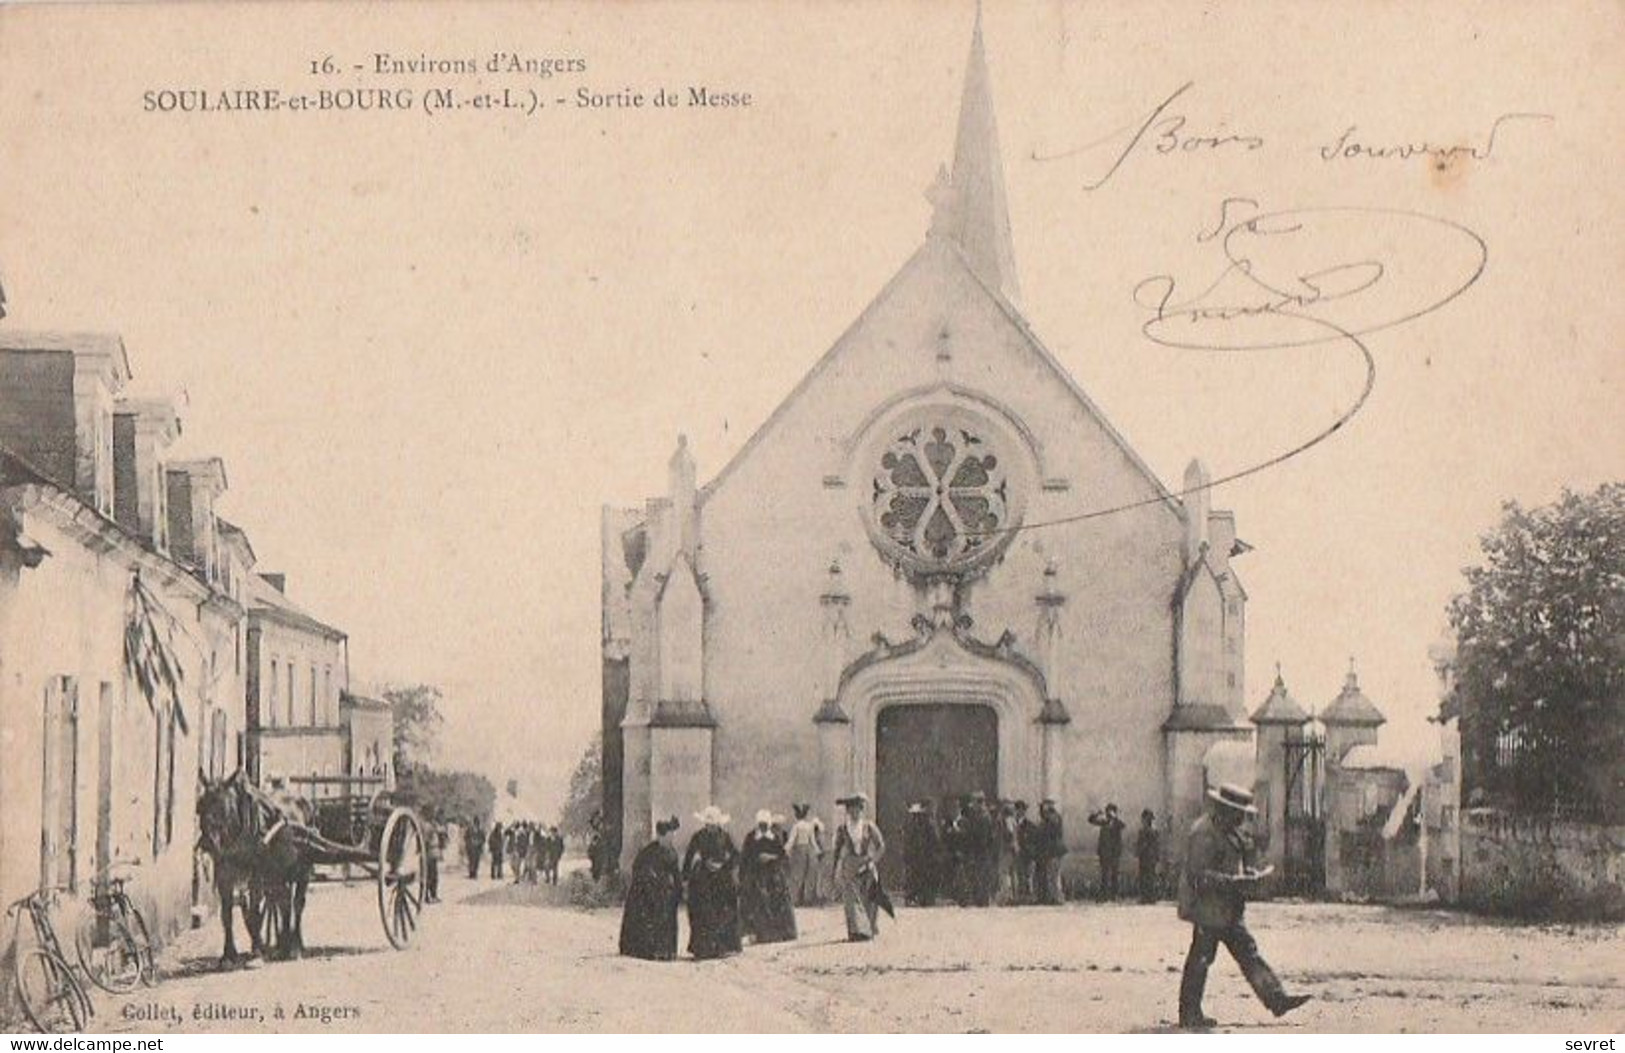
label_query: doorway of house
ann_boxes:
[874,702,997,885]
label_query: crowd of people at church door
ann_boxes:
[618,792,1180,963]
[899,795,1167,907]
[619,793,887,961]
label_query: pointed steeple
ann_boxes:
[932,4,1021,304]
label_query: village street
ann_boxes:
[96,869,1623,1034]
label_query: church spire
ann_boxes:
[932,4,1021,305]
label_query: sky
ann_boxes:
[1,1,1620,804]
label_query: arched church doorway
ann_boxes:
[874,703,998,885]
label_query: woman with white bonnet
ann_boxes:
[740,808,798,944]
[682,804,742,959]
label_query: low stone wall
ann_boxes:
[1460,808,1625,920]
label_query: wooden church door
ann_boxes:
[875,703,997,885]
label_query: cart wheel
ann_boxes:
[376,808,424,950]
[15,948,89,1033]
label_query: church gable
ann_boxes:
[700,236,1180,541]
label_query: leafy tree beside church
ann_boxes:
[1444,483,1624,821]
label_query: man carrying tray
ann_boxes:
[1176,783,1313,1029]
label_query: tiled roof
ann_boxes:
[1251,671,1310,725]
[1323,667,1385,726]
[247,572,345,640]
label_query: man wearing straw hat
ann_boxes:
[1176,782,1312,1028]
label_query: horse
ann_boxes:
[197,770,314,962]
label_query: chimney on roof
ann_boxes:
[112,397,182,549]
[0,332,130,516]
[260,572,286,594]
[165,458,227,582]
[1207,510,1236,577]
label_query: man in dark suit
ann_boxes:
[962,792,996,906]
[1014,801,1039,903]
[1034,799,1066,903]
[488,821,505,879]
[1176,784,1311,1029]
[1135,809,1161,903]
[463,821,485,879]
[1088,803,1127,900]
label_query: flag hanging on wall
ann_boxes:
[124,572,189,734]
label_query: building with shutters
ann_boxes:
[0,323,387,984]
[600,19,1253,883]
[0,331,246,952]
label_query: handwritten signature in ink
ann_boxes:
[1132,199,1487,352]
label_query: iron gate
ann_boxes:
[1281,737,1326,895]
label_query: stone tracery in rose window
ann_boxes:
[872,424,1009,569]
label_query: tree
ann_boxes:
[1445,483,1625,820]
[383,683,445,774]
[407,768,497,826]
[558,734,603,839]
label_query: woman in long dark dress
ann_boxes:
[740,810,798,944]
[618,817,683,960]
[683,806,742,960]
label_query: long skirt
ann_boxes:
[619,886,679,961]
[686,873,742,959]
[841,875,879,940]
[741,866,798,944]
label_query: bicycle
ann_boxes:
[7,887,93,1033]
[74,861,158,994]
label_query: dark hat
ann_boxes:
[1141,808,1155,821]
[1206,783,1258,815]
[1105,802,1119,814]
[1014,800,1028,811]
[792,803,810,818]
[656,816,681,836]
[835,792,870,807]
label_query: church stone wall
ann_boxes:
[695,242,1187,849]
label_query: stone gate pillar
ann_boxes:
[648,702,715,829]
[1250,668,1310,872]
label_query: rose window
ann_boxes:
[872,424,1010,570]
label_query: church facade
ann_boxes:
[601,20,1250,879]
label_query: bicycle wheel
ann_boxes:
[74,906,141,993]
[125,904,158,986]
[15,948,89,1033]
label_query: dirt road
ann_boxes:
[95,871,1623,1033]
